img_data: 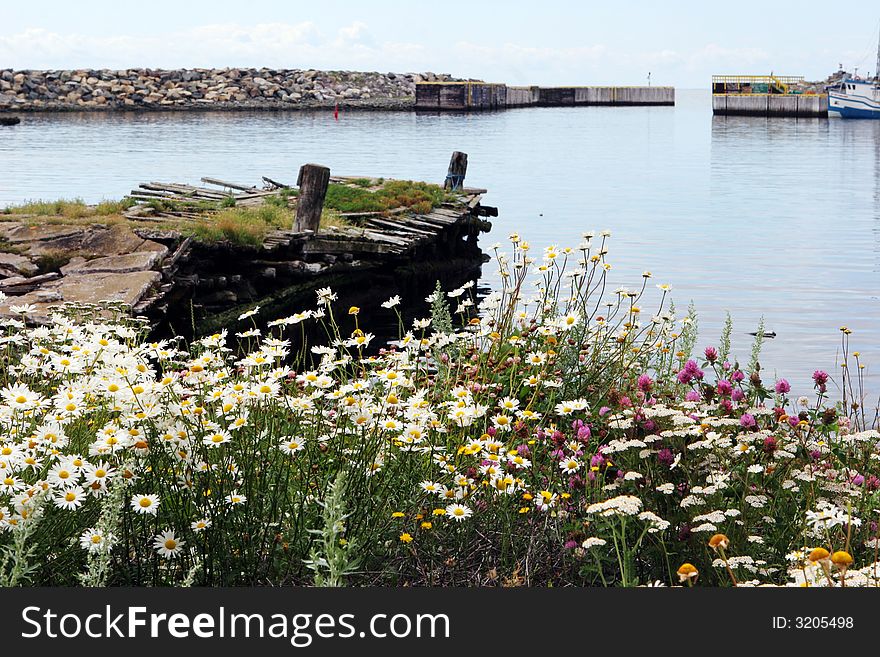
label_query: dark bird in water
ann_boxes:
[747,331,777,339]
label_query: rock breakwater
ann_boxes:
[0,68,459,111]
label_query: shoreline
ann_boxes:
[0,98,417,113]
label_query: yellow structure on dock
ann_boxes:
[712,75,828,117]
[711,75,806,95]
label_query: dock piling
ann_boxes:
[444,152,468,191]
[294,163,330,232]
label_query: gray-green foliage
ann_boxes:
[429,280,453,335]
[304,472,359,587]
[78,476,127,586]
[748,316,765,375]
[0,494,44,587]
[719,312,733,364]
[679,302,699,359]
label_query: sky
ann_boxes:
[1,1,878,87]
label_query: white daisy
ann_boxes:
[130,493,160,515]
[153,530,185,558]
[445,503,473,521]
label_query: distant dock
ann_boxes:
[415,81,674,111]
[711,75,828,117]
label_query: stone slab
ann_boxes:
[61,249,166,275]
[0,270,161,324]
[2,224,83,244]
[0,252,38,276]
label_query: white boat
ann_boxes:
[829,28,880,118]
[829,78,880,118]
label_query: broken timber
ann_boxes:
[0,162,495,335]
[0,152,494,331]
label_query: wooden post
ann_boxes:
[294,163,330,232]
[444,151,468,191]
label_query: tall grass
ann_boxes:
[189,204,291,246]
[2,198,134,218]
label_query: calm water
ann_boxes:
[2,89,879,391]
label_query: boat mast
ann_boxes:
[876,21,880,82]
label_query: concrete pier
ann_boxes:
[712,94,828,117]
[415,82,675,110]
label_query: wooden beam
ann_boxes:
[261,176,291,189]
[200,177,256,192]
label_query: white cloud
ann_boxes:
[0,22,398,70]
[0,22,833,86]
[334,21,373,46]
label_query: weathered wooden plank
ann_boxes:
[201,177,256,192]
[365,218,435,237]
[360,230,413,247]
[129,189,179,198]
[395,215,443,231]
[265,230,314,239]
[144,183,230,200]
[128,193,174,202]
[232,190,282,200]
[161,236,193,280]
[420,211,460,225]
[262,230,313,249]
[261,176,291,189]
[318,227,366,239]
[303,239,398,256]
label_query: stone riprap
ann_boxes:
[0,223,170,323]
[0,68,458,111]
